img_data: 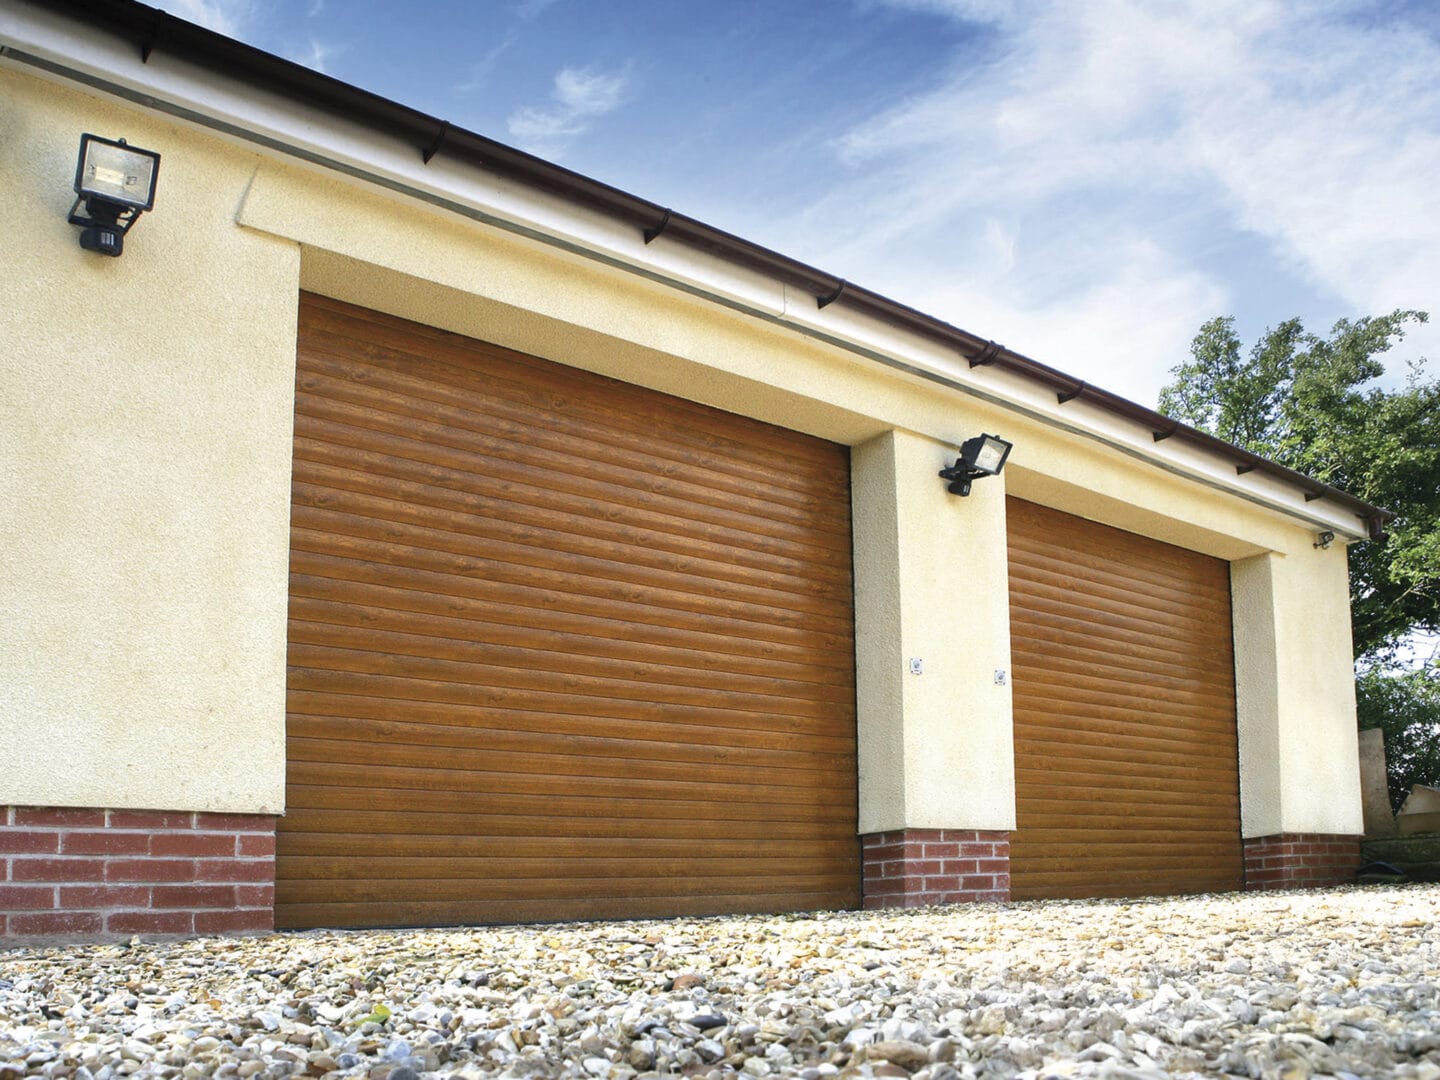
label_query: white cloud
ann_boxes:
[867,0,1037,28]
[152,0,254,37]
[508,66,630,157]
[290,37,340,74]
[455,33,518,95]
[516,0,562,19]
[792,0,1440,400]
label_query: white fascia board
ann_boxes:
[0,0,1373,542]
[789,293,1371,540]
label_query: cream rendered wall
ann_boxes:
[0,69,296,813]
[851,431,1015,834]
[1,58,1365,838]
[234,159,1365,839]
[1233,547,1364,837]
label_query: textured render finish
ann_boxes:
[851,434,908,833]
[1272,547,1364,836]
[243,163,1336,560]
[0,69,295,814]
[1232,550,1364,839]
[241,153,1364,844]
[1232,554,1286,839]
[0,58,1366,843]
[851,431,1016,835]
[897,433,1015,831]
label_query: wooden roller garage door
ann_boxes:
[278,293,859,929]
[1007,497,1243,900]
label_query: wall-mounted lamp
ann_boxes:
[67,134,161,257]
[1314,530,1336,550]
[939,433,1013,496]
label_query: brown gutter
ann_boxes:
[26,0,1392,537]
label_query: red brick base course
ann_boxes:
[1,806,276,942]
[862,829,1010,908]
[1243,833,1361,891]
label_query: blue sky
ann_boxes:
[159,0,1440,409]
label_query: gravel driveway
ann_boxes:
[3,885,1438,1080]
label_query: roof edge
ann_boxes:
[8,0,1393,538]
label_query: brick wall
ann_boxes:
[1,806,276,942]
[862,829,1010,908]
[1243,832,1361,891]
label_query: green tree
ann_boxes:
[1159,311,1440,803]
[1356,663,1440,811]
[1159,310,1440,661]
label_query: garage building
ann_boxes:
[1,0,1377,940]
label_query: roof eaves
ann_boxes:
[18,0,1394,538]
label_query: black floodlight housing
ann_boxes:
[68,134,161,257]
[939,434,1013,496]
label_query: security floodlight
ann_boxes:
[67,134,161,256]
[939,434,1013,496]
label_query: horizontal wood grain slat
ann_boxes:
[288,615,855,706]
[1008,605,1228,670]
[286,758,854,810]
[294,345,841,507]
[288,732,854,789]
[280,806,852,841]
[290,512,852,633]
[1006,499,1233,582]
[276,831,859,861]
[1007,620,1233,680]
[1006,497,1240,900]
[290,705,852,766]
[289,467,852,597]
[1013,731,1238,771]
[290,554,855,664]
[1006,541,1231,612]
[1012,763,1240,794]
[1010,875,1241,900]
[1010,840,1243,861]
[273,889,857,930]
[283,297,858,928]
[287,581,852,687]
[292,437,852,576]
[1013,686,1238,727]
[1015,794,1240,821]
[300,296,846,482]
[290,530,853,642]
[1013,817,1238,835]
[284,783,858,824]
[276,870,856,906]
[277,854,855,882]
[285,695,854,758]
[1007,584,1229,647]
[287,642,852,722]
[292,375,851,538]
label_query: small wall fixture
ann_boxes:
[939,434,1013,496]
[68,134,161,257]
[1314,530,1336,550]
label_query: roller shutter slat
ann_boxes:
[275,891,857,930]
[279,294,859,928]
[1007,497,1242,900]
[286,587,852,687]
[300,306,845,480]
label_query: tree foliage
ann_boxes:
[1158,311,1440,662]
[1356,661,1440,811]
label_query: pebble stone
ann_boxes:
[1,885,1438,1079]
